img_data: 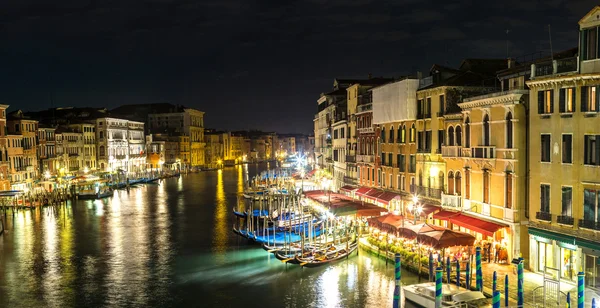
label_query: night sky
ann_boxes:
[1,0,597,134]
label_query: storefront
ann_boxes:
[529,227,600,285]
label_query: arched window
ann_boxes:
[397,125,401,143]
[410,124,416,142]
[448,171,455,195]
[389,127,394,143]
[401,125,406,143]
[456,125,462,146]
[506,112,513,149]
[99,131,104,139]
[483,114,490,146]
[381,128,386,144]
[455,172,462,196]
[448,126,455,146]
[464,117,470,148]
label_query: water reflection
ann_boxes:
[0,164,417,308]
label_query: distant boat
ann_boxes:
[295,241,358,268]
[77,179,114,200]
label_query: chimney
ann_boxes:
[508,58,516,69]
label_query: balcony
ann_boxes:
[532,57,578,78]
[345,155,356,163]
[536,211,552,222]
[68,153,79,157]
[579,219,600,231]
[357,103,372,113]
[417,148,431,154]
[557,215,574,226]
[411,184,443,199]
[356,155,374,163]
[115,154,127,160]
[441,193,461,208]
[442,146,463,158]
[419,76,433,89]
[357,126,374,133]
[471,146,495,159]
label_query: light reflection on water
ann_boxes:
[0,164,419,308]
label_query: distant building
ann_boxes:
[95,117,145,174]
[7,110,38,189]
[68,122,97,171]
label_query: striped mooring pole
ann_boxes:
[475,247,482,291]
[566,292,571,308]
[429,252,434,282]
[504,274,509,307]
[393,253,401,308]
[466,261,471,290]
[518,260,524,307]
[578,271,585,308]
[446,257,451,283]
[493,271,497,294]
[456,260,460,287]
[492,290,501,308]
[435,267,443,308]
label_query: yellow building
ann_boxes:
[69,123,96,171]
[525,6,600,285]
[8,110,38,187]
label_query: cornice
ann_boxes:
[458,91,527,110]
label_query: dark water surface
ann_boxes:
[0,164,418,308]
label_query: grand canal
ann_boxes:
[0,163,419,308]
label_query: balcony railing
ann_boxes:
[535,61,554,77]
[411,184,443,199]
[536,211,552,221]
[345,155,356,163]
[471,146,495,159]
[557,215,574,225]
[356,155,374,163]
[417,148,431,154]
[579,219,600,231]
[69,167,79,172]
[441,193,461,208]
[442,146,463,158]
[532,57,578,78]
[357,103,372,113]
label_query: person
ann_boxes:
[494,243,500,263]
[485,242,492,263]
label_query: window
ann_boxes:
[456,126,462,146]
[483,170,490,204]
[410,177,415,194]
[465,169,470,199]
[401,176,405,191]
[541,134,551,162]
[537,90,554,114]
[401,125,406,143]
[381,153,385,166]
[426,97,432,117]
[409,155,416,173]
[388,153,392,167]
[437,129,444,152]
[99,131,104,139]
[582,26,599,60]
[584,135,600,165]
[417,131,424,151]
[380,128,385,143]
[506,112,513,149]
[448,127,455,146]
[483,114,490,146]
[581,86,600,112]
[448,171,455,195]
[540,184,550,213]
[425,130,432,151]
[562,187,572,217]
[389,127,394,143]
[397,126,401,143]
[583,189,600,223]
[99,146,105,156]
[559,88,575,113]
[410,124,416,143]
[455,172,462,196]
[505,173,513,209]
[439,95,445,116]
[464,117,470,148]
[562,134,572,164]
[398,154,405,172]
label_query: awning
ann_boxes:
[449,213,507,238]
[420,204,441,216]
[365,189,384,201]
[375,191,402,204]
[433,210,460,220]
[339,185,358,193]
[355,187,371,196]
[529,227,576,246]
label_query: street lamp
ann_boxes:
[321,178,331,204]
[217,159,222,169]
[44,171,50,180]
[84,167,89,174]
[407,195,423,225]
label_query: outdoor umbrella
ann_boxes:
[417,229,475,249]
[367,213,404,232]
[398,222,445,240]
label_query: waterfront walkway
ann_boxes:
[358,238,600,307]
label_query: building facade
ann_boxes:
[526,6,600,287]
[8,111,38,188]
[69,123,96,171]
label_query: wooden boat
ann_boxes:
[402,282,487,308]
[296,241,358,267]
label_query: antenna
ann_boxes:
[505,29,510,58]
[548,24,554,60]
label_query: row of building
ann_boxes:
[1,103,314,191]
[314,6,600,288]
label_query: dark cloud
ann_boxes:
[0,0,598,134]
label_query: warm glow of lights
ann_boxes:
[412,195,418,204]
[429,166,439,178]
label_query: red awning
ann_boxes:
[433,210,459,220]
[420,204,441,216]
[448,213,507,238]
[339,185,357,193]
[355,187,372,196]
[376,191,401,203]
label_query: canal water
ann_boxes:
[0,163,419,308]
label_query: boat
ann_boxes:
[296,241,358,267]
[276,212,314,229]
[77,179,114,200]
[402,282,488,308]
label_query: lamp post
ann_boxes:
[407,195,423,225]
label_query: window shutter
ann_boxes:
[582,86,588,112]
[538,91,544,114]
[550,89,554,113]
[559,89,565,113]
[585,136,589,164]
[572,87,577,111]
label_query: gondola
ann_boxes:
[296,241,358,268]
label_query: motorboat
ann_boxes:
[403,282,488,308]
